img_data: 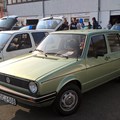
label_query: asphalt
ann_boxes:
[0,78,120,120]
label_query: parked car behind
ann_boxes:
[19,25,36,30]
[111,24,120,30]
[0,15,18,31]
[0,30,119,115]
[0,30,47,62]
[36,16,66,31]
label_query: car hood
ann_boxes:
[0,54,75,81]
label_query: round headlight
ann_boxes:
[29,82,38,94]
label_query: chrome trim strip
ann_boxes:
[0,85,56,104]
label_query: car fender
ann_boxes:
[56,75,81,93]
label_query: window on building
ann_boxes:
[12,0,17,3]
[7,0,43,4]
[7,0,12,4]
[22,0,27,2]
[17,0,22,3]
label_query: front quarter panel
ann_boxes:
[38,59,86,95]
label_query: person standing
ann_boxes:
[76,19,81,29]
[79,18,85,29]
[92,17,99,29]
[60,18,69,30]
[70,18,77,30]
[88,22,92,29]
[107,21,112,29]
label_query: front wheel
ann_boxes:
[53,84,81,116]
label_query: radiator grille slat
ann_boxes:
[0,74,29,89]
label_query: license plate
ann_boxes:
[0,93,17,106]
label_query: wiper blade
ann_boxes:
[45,52,69,59]
[55,53,69,59]
[35,49,47,57]
[60,54,69,59]
[45,52,56,55]
[35,49,44,53]
[44,53,56,57]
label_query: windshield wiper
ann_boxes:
[35,49,48,57]
[44,52,56,57]
[35,49,44,53]
[55,53,69,59]
[45,52,69,59]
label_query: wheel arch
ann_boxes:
[56,76,82,94]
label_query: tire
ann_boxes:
[53,83,82,116]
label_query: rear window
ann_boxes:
[0,17,18,30]
[88,35,107,57]
[107,33,120,52]
[36,18,62,29]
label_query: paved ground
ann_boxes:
[0,78,120,120]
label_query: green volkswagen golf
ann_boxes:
[0,30,120,115]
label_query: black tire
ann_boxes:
[53,83,82,116]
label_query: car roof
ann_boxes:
[2,15,18,19]
[40,16,64,21]
[0,30,48,34]
[113,24,120,26]
[51,29,120,35]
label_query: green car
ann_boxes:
[0,30,120,115]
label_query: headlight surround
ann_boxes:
[29,82,38,94]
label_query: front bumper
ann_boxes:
[0,85,57,107]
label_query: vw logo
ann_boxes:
[6,77,11,84]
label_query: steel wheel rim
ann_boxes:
[60,90,78,112]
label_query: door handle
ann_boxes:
[105,56,110,61]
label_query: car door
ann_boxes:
[0,52,4,62]
[83,34,114,91]
[106,33,120,77]
[2,33,34,61]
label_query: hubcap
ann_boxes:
[60,90,78,112]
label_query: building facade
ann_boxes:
[0,0,4,17]
[6,0,120,28]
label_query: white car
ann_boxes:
[36,16,65,31]
[111,24,120,30]
[0,30,47,62]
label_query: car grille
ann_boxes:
[0,74,29,89]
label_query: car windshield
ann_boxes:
[36,18,62,29]
[0,33,12,49]
[36,34,86,58]
[111,24,120,30]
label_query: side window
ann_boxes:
[107,33,120,52]
[88,35,107,57]
[32,32,47,46]
[7,33,32,51]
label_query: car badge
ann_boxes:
[6,77,11,84]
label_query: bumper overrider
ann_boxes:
[0,85,57,107]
